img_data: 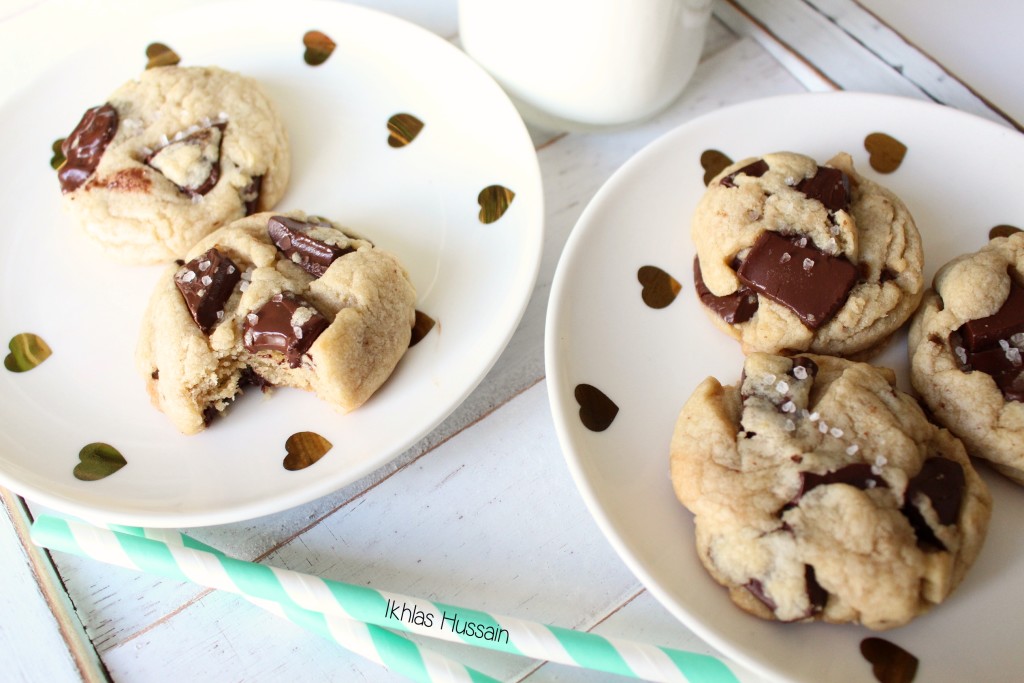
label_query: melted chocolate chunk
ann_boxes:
[744,578,776,612]
[719,159,769,188]
[949,274,1024,401]
[242,175,263,215]
[174,248,241,334]
[785,464,888,511]
[900,458,965,551]
[243,293,329,367]
[693,257,759,324]
[960,273,1024,351]
[737,231,858,329]
[805,565,828,615]
[239,366,273,392]
[268,215,354,278]
[146,123,225,196]
[795,166,851,212]
[58,103,119,193]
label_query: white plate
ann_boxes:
[0,0,542,527]
[546,92,1024,682]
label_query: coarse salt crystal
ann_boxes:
[764,373,776,384]
[239,281,249,292]
[293,326,303,339]
[830,427,843,438]
[803,258,815,271]
[955,346,968,364]
[793,365,808,380]
[226,265,235,275]
[780,252,792,264]
[809,411,820,421]
[830,224,840,235]
[818,421,828,434]
[875,455,888,467]
[216,310,224,320]
[1011,332,1024,346]
[246,313,258,325]
[796,237,808,248]
[776,380,790,394]
[1000,339,1010,351]
[180,270,196,283]
[785,419,796,431]
[1007,347,1022,365]
[198,260,211,272]
[200,275,213,287]
[846,444,859,455]
[782,401,796,413]
[196,289,205,297]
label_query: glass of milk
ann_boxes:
[458,0,714,131]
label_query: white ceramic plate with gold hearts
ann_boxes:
[0,0,542,526]
[546,92,1024,682]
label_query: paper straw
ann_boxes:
[32,515,739,683]
[108,523,496,683]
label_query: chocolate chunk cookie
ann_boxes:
[692,152,923,358]
[137,211,416,435]
[909,232,1024,483]
[58,66,289,264]
[670,353,991,630]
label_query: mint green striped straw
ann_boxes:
[107,523,496,683]
[31,514,739,683]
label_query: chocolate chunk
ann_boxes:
[906,458,965,526]
[737,231,858,329]
[243,293,329,367]
[242,175,263,215]
[146,123,225,196]
[58,103,119,193]
[268,215,354,278]
[239,366,273,392]
[744,578,777,612]
[719,159,769,188]
[174,248,241,334]
[900,458,965,551]
[948,274,1024,401]
[693,257,759,324]
[805,565,828,615]
[960,273,1024,351]
[795,166,851,212]
[786,464,888,510]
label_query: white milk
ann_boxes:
[458,0,713,130]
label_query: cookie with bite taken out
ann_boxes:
[136,211,416,435]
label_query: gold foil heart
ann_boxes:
[74,443,127,481]
[477,185,515,224]
[50,138,66,170]
[388,113,425,148]
[864,133,907,173]
[145,43,181,69]
[575,384,619,432]
[5,333,52,372]
[860,638,918,683]
[637,266,682,309]
[303,30,336,66]
[283,431,333,471]
[410,310,436,347]
[990,224,1022,240]
[700,149,733,186]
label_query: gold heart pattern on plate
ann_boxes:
[282,431,333,471]
[73,443,127,481]
[5,333,52,372]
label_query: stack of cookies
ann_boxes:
[57,65,417,434]
[671,151,1024,630]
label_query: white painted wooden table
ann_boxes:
[1,1,1019,682]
